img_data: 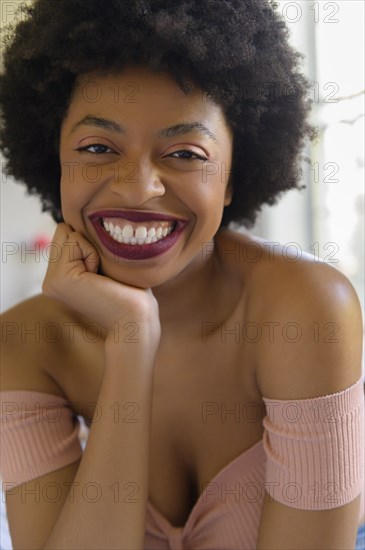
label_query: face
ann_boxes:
[59,66,233,288]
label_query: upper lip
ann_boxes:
[88,210,188,223]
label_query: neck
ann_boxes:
[152,235,224,332]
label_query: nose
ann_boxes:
[108,159,166,205]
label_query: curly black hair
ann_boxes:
[0,0,314,228]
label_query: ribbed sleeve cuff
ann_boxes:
[262,376,365,510]
[0,391,83,490]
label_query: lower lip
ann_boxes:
[90,218,188,260]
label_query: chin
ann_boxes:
[98,261,168,290]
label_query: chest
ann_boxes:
[147,336,264,526]
[56,325,264,527]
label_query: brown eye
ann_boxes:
[75,143,116,154]
[167,149,207,161]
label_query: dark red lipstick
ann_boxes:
[88,210,189,260]
[89,210,185,223]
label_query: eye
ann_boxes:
[167,150,208,162]
[74,143,116,154]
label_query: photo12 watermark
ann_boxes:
[2,479,141,504]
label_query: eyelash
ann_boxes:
[74,143,208,161]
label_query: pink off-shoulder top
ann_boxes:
[1,377,364,550]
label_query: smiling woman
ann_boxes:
[0,1,364,550]
[58,68,234,285]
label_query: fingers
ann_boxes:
[49,223,100,274]
[42,224,161,334]
[43,223,100,302]
[66,230,100,274]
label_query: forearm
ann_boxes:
[256,492,361,550]
[44,340,155,549]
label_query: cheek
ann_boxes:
[187,171,228,217]
[60,171,87,227]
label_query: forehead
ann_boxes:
[63,66,231,134]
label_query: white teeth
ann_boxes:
[103,219,176,245]
[135,226,147,239]
[122,224,134,238]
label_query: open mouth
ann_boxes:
[99,217,178,246]
[89,213,188,260]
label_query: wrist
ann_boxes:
[105,317,160,342]
[104,324,160,359]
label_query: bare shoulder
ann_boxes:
[1,294,85,397]
[217,228,359,293]
[216,229,363,399]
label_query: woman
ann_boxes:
[1,1,364,548]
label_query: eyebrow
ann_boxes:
[69,115,218,142]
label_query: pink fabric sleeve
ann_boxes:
[0,391,83,490]
[262,376,365,511]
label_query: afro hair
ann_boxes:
[0,0,314,228]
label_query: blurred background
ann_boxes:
[0,1,364,546]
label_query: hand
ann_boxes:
[42,223,161,343]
